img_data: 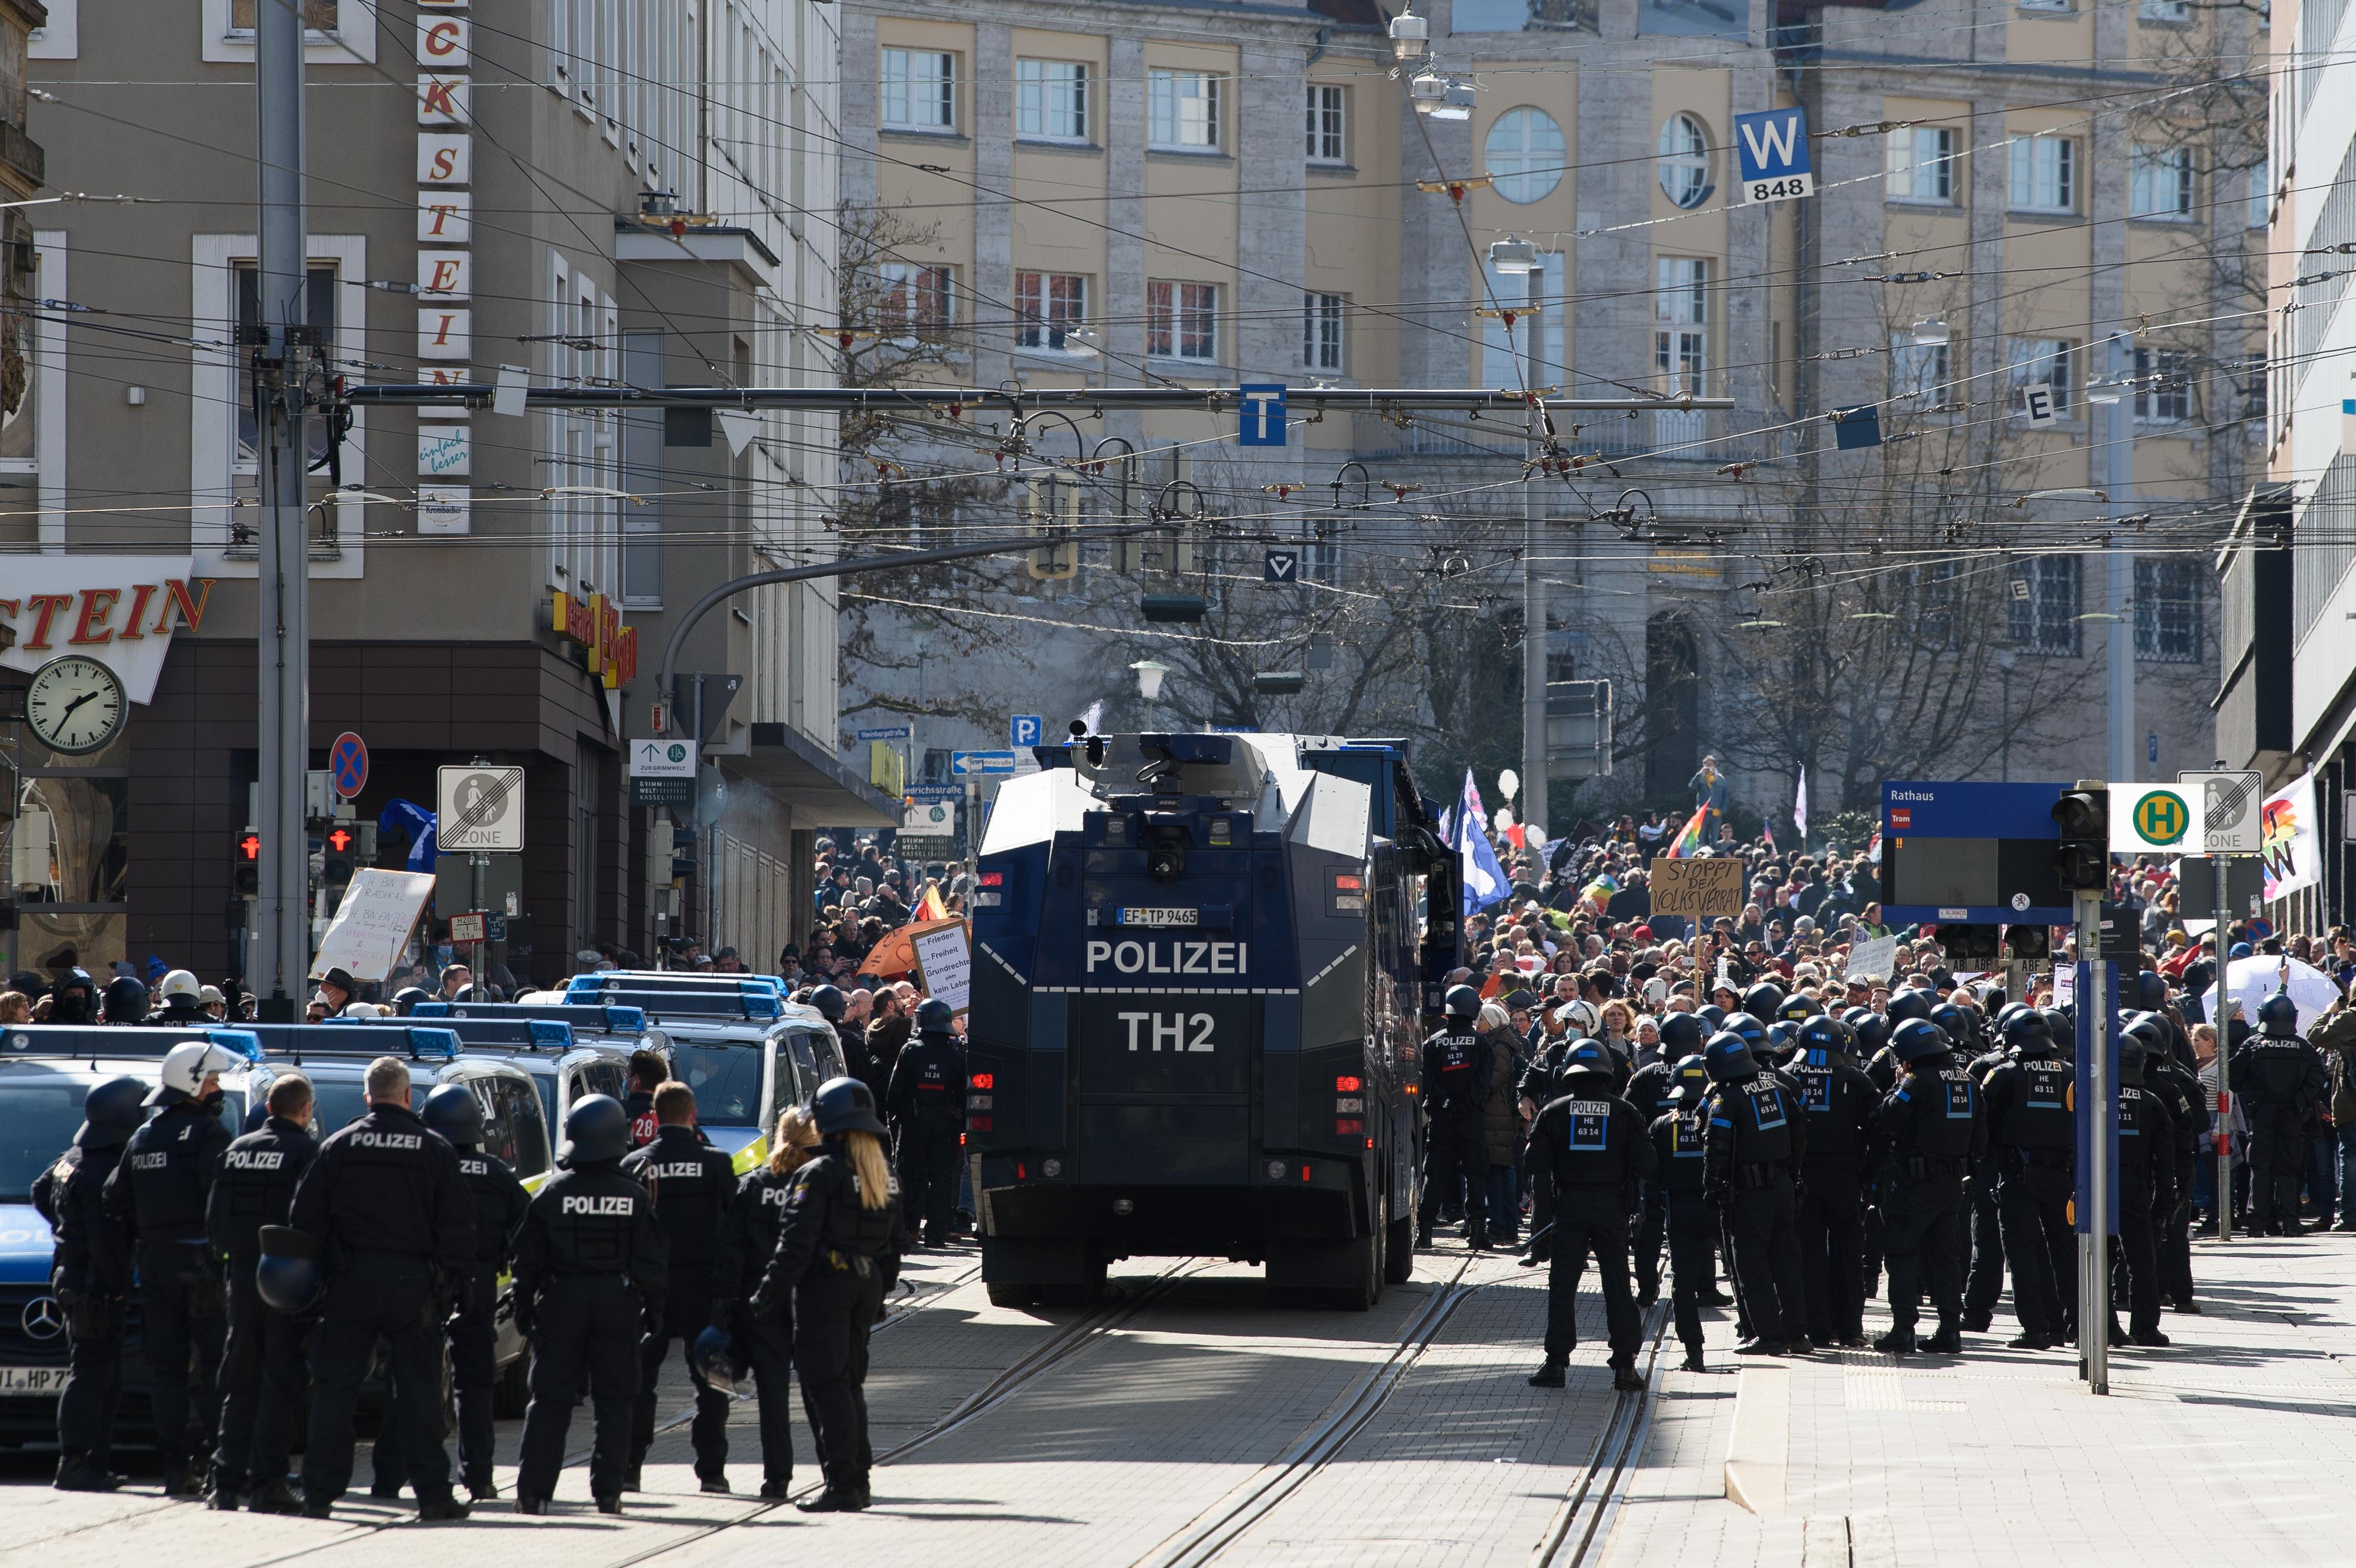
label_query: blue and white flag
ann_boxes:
[1456,768,1508,917]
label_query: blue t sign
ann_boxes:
[1239,383,1287,447]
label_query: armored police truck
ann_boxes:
[968,731,1459,1309]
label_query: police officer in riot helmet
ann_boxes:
[1948,1000,2006,1335]
[49,967,99,1023]
[750,1077,909,1513]
[371,1084,528,1503]
[99,975,148,1026]
[1702,1030,1812,1355]
[1886,987,1935,1026]
[205,1073,318,1512]
[101,1038,239,1496]
[621,1080,740,1494]
[287,1054,475,1519]
[1872,1019,1987,1354]
[389,986,432,1018]
[810,984,877,1091]
[714,1104,822,1499]
[2126,1012,2205,1312]
[512,1096,669,1515]
[150,970,212,1027]
[1417,984,1496,1250]
[1647,1054,1719,1371]
[886,998,967,1249]
[1524,1042,1656,1391]
[1981,1016,2076,1349]
[1624,1025,1699,1304]
[2231,993,2327,1235]
[1788,1014,1876,1348]
[2112,1034,2178,1346]
[1741,981,1787,1023]
[46,1075,147,1492]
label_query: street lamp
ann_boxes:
[1487,237,1538,275]
[1130,659,1171,702]
[1389,6,1429,60]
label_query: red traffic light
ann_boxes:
[326,827,353,853]
[238,833,260,861]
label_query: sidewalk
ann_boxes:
[1603,1232,2356,1566]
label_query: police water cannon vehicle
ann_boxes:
[968,730,1461,1309]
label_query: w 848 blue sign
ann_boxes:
[1734,107,1813,204]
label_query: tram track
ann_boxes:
[1530,1302,1673,1568]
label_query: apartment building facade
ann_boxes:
[2,0,885,986]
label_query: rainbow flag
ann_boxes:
[1581,871,1619,909]
[1662,806,1708,858]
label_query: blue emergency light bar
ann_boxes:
[243,1023,463,1061]
[329,1016,572,1050]
[0,1026,266,1061]
[410,1001,647,1034]
[579,988,784,1020]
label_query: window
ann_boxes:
[1016,59,1087,141]
[875,263,954,334]
[2007,337,2075,413]
[2009,555,2082,655]
[1148,69,1221,150]
[234,263,337,469]
[1655,258,1708,395]
[228,0,337,30]
[2247,161,2273,228]
[2130,144,2194,218]
[2008,134,2076,212]
[2141,0,2191,19]
[1485,107,1566,203]
[882,48,955,130]
[1015,271,1087,351]
[2017,0,2072,13]
[1657,113,1711,208]
[1307,84,1347,164]
[2133,347,2195,423]
[1889,335,1952,410]
[1887,125,1957,203]
[1303,291,1346,371]
[1147,280,1218,362]
[2135,559,2203,661]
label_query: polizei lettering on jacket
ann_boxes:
[348,1132,423,1150]
[225,1149,285,1170]
[642,1162,708,1180]
[562,1194,637,1216]
[1083,939,1249,976]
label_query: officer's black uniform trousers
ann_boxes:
[137,1239,226,1463]
[1963,1166,2005,1324]
[895,1111,962,1241]
[1722,1170,1808,1343]
[517,1275,639,1502]
[2249,1104,2308,1231]
[56,1298,126,1469]
[301,1257,450,1504]
[1664,1193,1718,1352]
[1419,1111,1488,1235]
[215,1264,306,1494]
[1541,1187,1643,1365]
[372,1267,499,1492]
[795,1264,886,1488]
[635,1266,730,1479]
[1880,1170,1965,1334]
[740,1308,796,1489]
[1994,1160,2076,1343]
[1795,1162,1865,1343]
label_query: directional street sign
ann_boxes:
[951,751,1018,776]
[857,724,913,742]
[1238,383,1287,447]
[1263,548,1301,583]
[1009,714,1043,748]
[904,799,956,835]
[2179,769,2263,854]
[329,731,369,799]
[437,765,526,853]
[1733,106,1813,204]
[629,738,697,778]
[906,783,962,800]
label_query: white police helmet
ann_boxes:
[148,1038,250,1105]
[160,969,204,1003]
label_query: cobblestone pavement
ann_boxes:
[2,1236,1641,1567]
[1602,1232,2356,1567]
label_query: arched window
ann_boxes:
[1484,107,1567,203]
[1657,113,1711,208]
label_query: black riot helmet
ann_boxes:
[2116,1034,2148,1087]
[419,1082,484,1147]
[1667,1052,1711,1102]
[1722,1012,1769,1051]
[1795,1014,1850,1062]
[101,975,149,1024]
[49,968,96,1024]
[2121,1012,2169,1059]
[915,997,955,1036]
[1697,1003,1727,1031]
[2038,1007,2073,1044]
[1741,982,1787,1021]
[1993,1001,2032,1034]
[391,986,431,1017]
[1703,1030,1759,1083]
[1560,1039,1615,1088]
[2001,1009,2055,1054]
[2134,970,2171,1013]
[1778,993,1823,1027]
[1890,1018,1950,1065]
[1658,1012,1707,1053]
[1928,1001,1972,1049]
[1443,983,1483,1021]
[1843,1007,1890,1056]
[2258,993,2299,1036]
[809,984,848,1022]
[691,1324,748,1398]
[558,1094,632,1166]
[75,1075,150,1150]
[812,1075,890,1136]
[1886,988,1934,1025]
[255,1225,323,1315]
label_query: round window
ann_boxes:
[1657,113,1711,208]
[1484,107,1567,204]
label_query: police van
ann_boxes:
[558,979,843,1172]
[0,1023,551,1448]
[325,1012,643,1158]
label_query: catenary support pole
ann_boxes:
[2216,850,2233,1243]
[253,0,310,1016]
[2077,864,2111,1396]
[2104,333,2136,786]
[1521,332,1548,850]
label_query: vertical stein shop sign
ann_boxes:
[416,0,474,534]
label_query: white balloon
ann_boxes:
[1499,769,1521,802]
[1491,806,1515,832]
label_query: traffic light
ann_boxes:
[1024,473,1080,581]
[2051,787,2108,891]
[234,829,259,900]
[2004,923,2051,960]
